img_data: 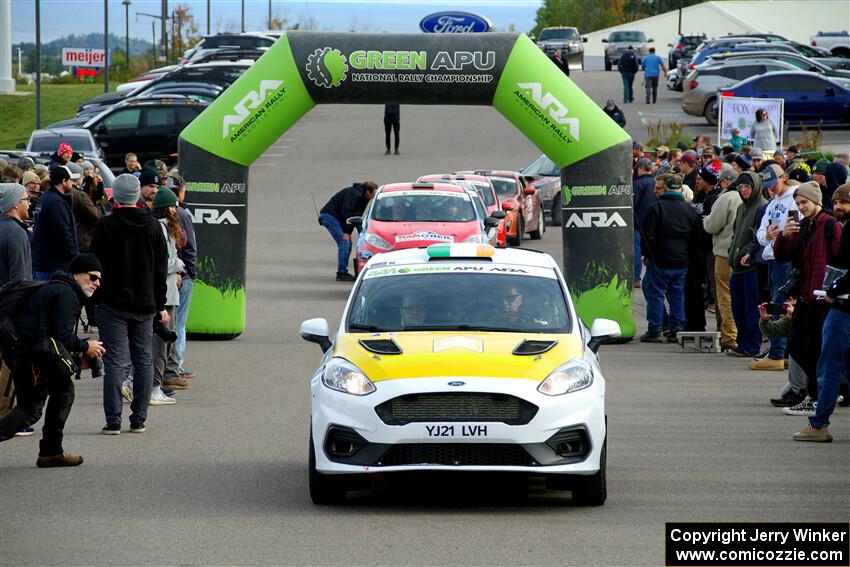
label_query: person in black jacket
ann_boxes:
[632,158,656,286]
[549,48,570,76]
[639,173,700,342]
[617,46,639,103]
[31,165,80,281]
[90,174,168,434]
[383,105,400,155]
[0,254,105,467]
[602,100,626,128]
[319,181,377,281]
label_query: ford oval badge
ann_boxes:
[420,12,492,34]
[448,381,466,387]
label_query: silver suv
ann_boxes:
[536,26,587,69]
[603,30,652,71]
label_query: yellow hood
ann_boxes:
[334,332,584,382]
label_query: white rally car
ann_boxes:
[300,244,621,505]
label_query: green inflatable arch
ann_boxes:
[179,31,635,339]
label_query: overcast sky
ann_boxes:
[11,0,543,44]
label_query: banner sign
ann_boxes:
[62,48,109,68]
[718,95,784,150]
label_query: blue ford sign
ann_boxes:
[420,12,492,33]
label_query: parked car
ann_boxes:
[718,71,850,125]
[682,60,800,125]
[810,31,850,58]
[736,41,839,62]
[536,26,587,69]
[114,64,180,94]
[668,33,706,67]
[705,51,850,79]
[188,47,268,65]
[17,128,104,160]
[520,154,563,226]
[687,37,767,68]
[603,30,652,71]
[182,32,276,64]
[459,170,545,246]
[81,95,209,166]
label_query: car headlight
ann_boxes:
[365,233,391,250]
[464,234,484,243]
[537,360,593,396]
[323,358,376,396]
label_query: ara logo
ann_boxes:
[221,80,283,137]
[565,211,627,228]
[517,82,580,141]
[191,208,240,225]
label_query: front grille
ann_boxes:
[375,393,538,426]
[378,443,537,467]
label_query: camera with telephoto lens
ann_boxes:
[779,268,803,297]
[153,315,177,343]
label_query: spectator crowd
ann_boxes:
[632,138,850,443]
[0,147,197,466]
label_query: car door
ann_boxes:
[139,106,178,162]
[91,107,141,166]
[794,76,842,121]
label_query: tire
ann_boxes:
[507,215,522,247]
[604,58,612,71]
[572,437,607,506]
[309,428,348,505]
[529,212,543,240]
[551,195,562,227]
[704,97,718,126]
[832,47,850,59]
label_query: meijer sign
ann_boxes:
[62,48,107,68]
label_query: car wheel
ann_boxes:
[572,436,607,506]
[508,216,523,247]
[704,97,718,126]
[832,47,850,59]
[529,212,543,240]
[604,58,612,71]
[309,428,348,505]
[550,196,562,227]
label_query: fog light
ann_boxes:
[324,426,368,458]
[545,428,589,459]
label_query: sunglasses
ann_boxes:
[86,273,101,283]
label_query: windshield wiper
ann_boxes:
[349,323,386,333]
[400,324,526,333]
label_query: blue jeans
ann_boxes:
[319,213,351,274]
[810,309,850,429]
[633,230,642,281]
[766,260,791,359]
[97,304,155,427]
[730,270,762,354]
[175,276,194,371]
[620,72,635,102]
[643,262,687,333]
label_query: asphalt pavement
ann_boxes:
[1,71,848,566]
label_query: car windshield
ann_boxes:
[681,36,704,47]
[489,178,517,199]
[349,272,571,333]
[539,28,579,41]
[30,133,94,152]
[522,154,559,177]
[203,36,274,49]
[461,181,496,206]
[371,192,477,222]
[611,31,645,43]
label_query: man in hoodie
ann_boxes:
[774,182,843,418]
[822,161,848,207]
[0,183,32,285]
[632,158,656,287]
[319,181,377,281]
[794,183,850,442]
[727,172,768,357]
[31,165,80,281]
[0,253,105,467]
[751,164,798,370]
[90,174,168,435]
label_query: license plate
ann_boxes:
[424,424,489,438]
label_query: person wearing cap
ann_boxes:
[319,181,378,281]
[602,99,626,128]
[30,165,80,281]
[137,167,162,208]
[729,128,746,153]
[50,143,74,167]
[654,145,669,170]
[749,110,777,154]
[631,141,644,175]
[794,182,850,442]
[21,170,42,222]
[119,153,142,176]
[170,175,197,380]
[639,173,699,343]
[144,160,169,185]
[700,147,716,166]
[733,153,752,174]
[632,157,657,287]
[617,45,639,104]
[749,147,765,172]
[0,183,32,285]
[0,253,105,467]
[775,181,843,418]
[91,174,169,434]
[678,150,699,192]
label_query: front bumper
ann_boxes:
[311,376,606,475]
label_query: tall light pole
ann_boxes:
[161,0,168,64]
[207,0,210,35]
[104,0,109,92]
[241,0,245,32]
[123,0,131,70]
[36,0,42,128]
[268,0,272,30]
[138,12,168,68]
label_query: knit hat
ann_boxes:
[22,171,40,186]
[699,165,719,185]
[813,158,831,174]
[793,181,822,206]
[69,253,102,275]
[49,165,72,184]
[833,182,850,204]
[761,164,785,189]
[112,173,141,205]
[734,154,752,170]
[676,141,689,151]
[786,145,799,154]
[788,168,811,183]
[152,186,177,209]
[719,163,738,184]
[138,167,161,187]
[57,143,73,156]
[0,183,26,213]
[80,160,94,173]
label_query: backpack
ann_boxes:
[0,279,47,352]
[619,51,637,72]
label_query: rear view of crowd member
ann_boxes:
[795,183,850,442]
[639,173,699,342]
[71,163,104,253]
[0,184,32,284]
[91,174,168,434]
[774,182,843,417]
[822,160,848,207]
[31,165,79,281]
[727,171,767,357]
[632,157,657,287]
[0,254,105,467]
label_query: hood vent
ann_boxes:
[512,339,558,356]
[359,338,403,355]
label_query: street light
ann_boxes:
[122,0,132,69]
[137,11,170,66]
[104,0,109,92]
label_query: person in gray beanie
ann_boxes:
[0,183,32,284]
[111,173,141,205]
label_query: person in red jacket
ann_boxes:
[773,182,843,417]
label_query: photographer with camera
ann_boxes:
[774,182,843,418]
[0,253,105,467]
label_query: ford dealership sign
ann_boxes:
[420,12,492,33]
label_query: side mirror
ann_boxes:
[523,186,536,195]
[484,216,499,229]
[582,37,587,43]
[501,201,515,212]
[300,318,332,353]
[15,142,25,149]
[587,318,622,353]
[602,39,608,43]
[346,215,363,229]
[490,209,506,220]
[668,43,673,47]
[648,38,655,43]
[96,124,107,133]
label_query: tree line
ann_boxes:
[532,0,710,36]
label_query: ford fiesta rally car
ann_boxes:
[300,244,621,505]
